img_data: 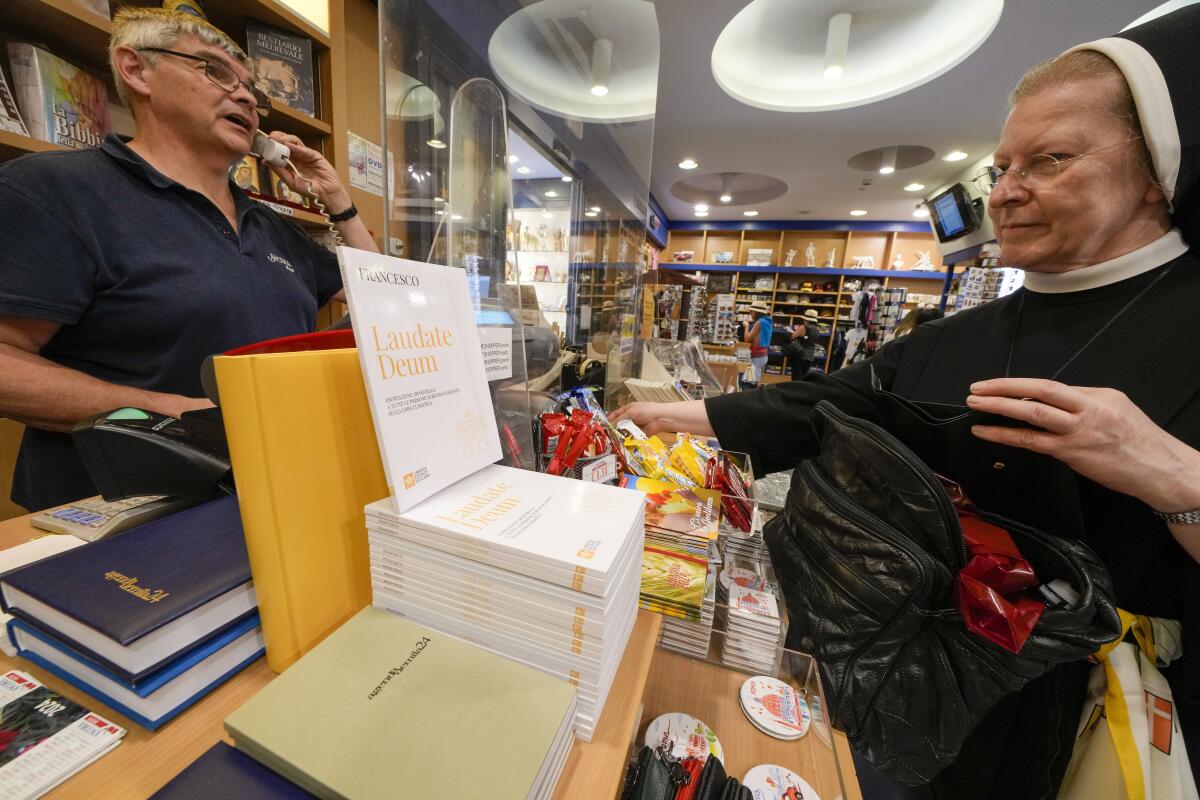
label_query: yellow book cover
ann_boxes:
[225,607,577,799]
[214,347,386,672]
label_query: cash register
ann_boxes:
[30,407,233,540]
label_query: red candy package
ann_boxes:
[954,513,1044,654]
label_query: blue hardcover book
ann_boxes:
[0,496,255,682]
[11,615,264,730]
[151,742,317,799]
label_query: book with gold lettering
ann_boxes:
[336,247,502,514]
[225,607,577,800]
[0,496,256,682]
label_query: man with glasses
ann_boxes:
[0,7,376,511]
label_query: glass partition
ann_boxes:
[380,0,660,411]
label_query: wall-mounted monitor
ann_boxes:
[928,183,979,243]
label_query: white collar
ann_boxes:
[1022,229,1187,294]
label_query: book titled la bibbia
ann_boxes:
[0,496,256,683]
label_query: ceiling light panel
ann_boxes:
[712,0,1003,112]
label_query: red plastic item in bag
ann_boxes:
[955,513,1045,654]
[673,757,705,800]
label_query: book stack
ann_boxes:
[365,464,644,741]
[0,497,264,730]
[720,584,783,675]
[0,670,125,799]
[226,607,579,800]
[657,563,717,659]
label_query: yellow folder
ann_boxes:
[214,346,386,672]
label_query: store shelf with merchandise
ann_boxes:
[0,0,336,225]
[665,221,956,373]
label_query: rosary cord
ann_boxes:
[285,159,344,247]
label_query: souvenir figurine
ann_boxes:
[825,249,837,267]
[805,242,816,267]
[914,250,936,270]
[784,248,797,267]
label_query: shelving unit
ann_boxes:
[666,225,953,373]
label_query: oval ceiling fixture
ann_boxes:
[670,172,788,206]
[711,0,1003,112]
[846,145,935,173]
[487,0,659,123]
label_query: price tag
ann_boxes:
[581,454,617,484]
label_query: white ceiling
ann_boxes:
[649,0,1165,223]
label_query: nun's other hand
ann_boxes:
[966,378,1200,513]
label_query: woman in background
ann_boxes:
[743,302,773,384]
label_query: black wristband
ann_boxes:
[328,204,358,222]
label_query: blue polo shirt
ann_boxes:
[0,135,342,510]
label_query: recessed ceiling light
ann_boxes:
[878,166,895,175]
[822,13,851,80]
[590,38,611,98]
[694,203,709,212]
[589,206,601,212]
[590,85,609,97]
[517,166,531,174]
[904,183,925,192]
[913,208,930,218]
[544,190,558,197]
[694,210,709,217]
[743,210,759,217]
[719,194,732,202]
[426,138,447,149]
[849,209,868,216]
[678,159,698,170]
[585,210,598,217]
[943,150,968,162]
[450,213,463,220]
[823,65,844,80]
[507,154,519,163]
[561,175,572,182]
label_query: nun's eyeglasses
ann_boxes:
[971,136,1143,195]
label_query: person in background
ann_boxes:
[743,302,773,384]
[0,7,377,511]
[615,8,1200,795]
[890,306,944,339]
[785,308,821,380]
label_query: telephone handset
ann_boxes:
[250,131,343,245]
[252,130,290,168]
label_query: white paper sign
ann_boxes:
[347,132,385,197]
[337,247,502,512]
[478,326,512,381]
[581,454,617,484]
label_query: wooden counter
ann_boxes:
[0,514,662,799]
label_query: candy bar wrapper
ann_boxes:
[546,409,592,475]
[538,413,568,457]
[669,434,716,487]
[956,574,1044,654]
[959,516,1037,595]
[955,515,1043,653]
[624,436,695,487]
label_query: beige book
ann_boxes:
[225,607,576,800]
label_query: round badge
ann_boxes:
[742,764,821,800]
[740,676,810,740]
[644,712,724,763]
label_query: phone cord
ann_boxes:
[285,159,344,247]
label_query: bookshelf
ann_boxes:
[666,224,953,372]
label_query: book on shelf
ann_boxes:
[224,607,578,800]
[245,19,316,118]
[150,742,317,799]
[67,0,111,18]
[0,63,28,136]
[9,614,264,730]
[623,377,692,403]
[213,336,386,674]
[0,670,125,797]
[0,496,256,682]
[337,247,501,513]
[6,43,109,149]
[230,154,264,194]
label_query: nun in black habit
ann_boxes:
[614,6,1200,798]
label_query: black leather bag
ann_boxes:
[764,401,1122,786]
